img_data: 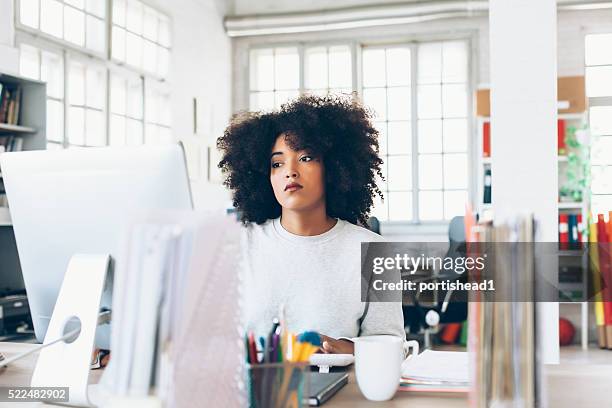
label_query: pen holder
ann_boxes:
[247,362,309,408]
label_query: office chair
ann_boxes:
[402,216,468,347]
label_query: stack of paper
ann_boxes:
[399,350,469,393]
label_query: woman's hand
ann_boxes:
[319,334,354,355]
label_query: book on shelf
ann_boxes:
[483,168,492,204]
[558,119,566,155]
[482,121,491,158]
[0,135,24,153]
[0,83,22,125]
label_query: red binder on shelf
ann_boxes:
[558,119,566,155]
[559,214,569,250]
[483,122,491,158]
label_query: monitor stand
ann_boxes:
[30,254,110,407]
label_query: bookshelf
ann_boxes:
[475,81,592,349]
[0,72,47,228]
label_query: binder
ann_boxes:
[483,168,492,204]
[559,214,569,250]
[568,214,578,250]
[558,119,566,155]
[483,122,491,157]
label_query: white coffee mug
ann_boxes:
[354,336,419,401]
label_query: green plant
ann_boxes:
[559,125,590,203]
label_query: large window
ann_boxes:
[17,0,172,149]
[586,33,612,215]
[248,40,470,222]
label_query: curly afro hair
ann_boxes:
[217,94,384,226]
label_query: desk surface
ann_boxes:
[1,343,612,407]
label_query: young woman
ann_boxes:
[217,95,405,354]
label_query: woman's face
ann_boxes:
[269,134,326,212]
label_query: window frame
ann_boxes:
[244,33,476,226]
[14,0,172,150]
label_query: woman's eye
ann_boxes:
[300,155,313,162]
[271,162,282,168]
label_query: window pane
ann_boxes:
[362,48,386,87]
[126,32,143,68]
[386,48,411,86]
[418,120,442,153]
[47,142,63,150]
[158,16,171,47]
[110,114,126,145]
[442,41,468,83]
[19,44,40,80]
[20,0,39,28]
[65,0,84,8]
[68,106,85,145]
[41,51,64,99]
[126,119,143,145]
[112,27,126,61]
[274,90,298,110]
[363,88,387,121]
[387,155,411,190]
[375,121,387,156]
[328,46,351,89]
[111,76,126,114]
[86,66,105,109]
[159,95,171,126]
[387,121,411,155]
[590,106,612,135]
[387,87,411,120]
[419,190,443,220]
[591,195,612,217]
[388,191,412,221]
[64,6,85,46]
[113,0,126,26]
[145,123,159,144]
[585,34,612,66]
[586,66,612,97]
[250,49,274,91]
[418,84,441,118]
[86,16,105,53]
[69,63,85,106]
[127,79,143,119]
[46,99,64,143]
[443,119,468,152]
[86,109,105,146]
[249,91,274,111]
[591,136,612,165]
[305,47,327,90]
[442,84,467,117]
[371,192,388,222]
[126,0,143,34]
[157,47,170,78]
[143,6,159,41]
[87,0,106,18]
[418,42,442,84]
[274,48,299,90]
[41,0,63,38]
[418,154,443,189]
[443,153,468,189]
[592,166,612,194]
[444,190,467,220]
[143,40,157,73]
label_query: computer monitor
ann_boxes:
[0,144,193,348]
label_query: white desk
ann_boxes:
[1,342,612,407]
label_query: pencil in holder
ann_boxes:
[246,362,309,408]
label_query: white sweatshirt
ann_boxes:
[241,217,405,341]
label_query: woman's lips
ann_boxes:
[285,183,303,192]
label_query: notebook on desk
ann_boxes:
[308,372,349,406]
